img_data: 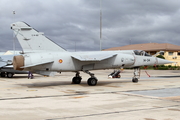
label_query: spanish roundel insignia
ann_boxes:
[59,59,63,63]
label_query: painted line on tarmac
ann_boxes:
[0,90,154,101]
[46,105,180,120]
[1,88,179,102]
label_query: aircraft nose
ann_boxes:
[156,58,174,65]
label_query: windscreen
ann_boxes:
[133,50,151,56]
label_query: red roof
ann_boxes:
[104,43,180,51]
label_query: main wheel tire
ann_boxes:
[7,72,14,78]
[72,77,82,84]
[132,78,138,83]
[1,72,6,77]
[87,78,97,86]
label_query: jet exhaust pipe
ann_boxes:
[13,55,24,70]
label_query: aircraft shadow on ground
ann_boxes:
[19,81,72,88]
[8,75,43,79]
[18,80,130,88]
[151,75,180,78]
[11,76,29,78]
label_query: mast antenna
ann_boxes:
[13,11,16,55]
[100,0,102,51]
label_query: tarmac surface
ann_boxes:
[0,69,180,120]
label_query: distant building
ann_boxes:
[0,52,5,55]
[0,50,22,55]
[105,43,180,66]
[3,51,21,55]
[0,50,21,56]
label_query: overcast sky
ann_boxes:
[1,0,180,52]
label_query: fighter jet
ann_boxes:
[11,22,173,86]
[0,54,28,78]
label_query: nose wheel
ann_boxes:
[132,67,140,83]
[132,78,138,83]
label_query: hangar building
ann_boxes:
[105,43,180,66]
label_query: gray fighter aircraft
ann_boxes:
[0,55,28,78]
[11,22,173,86]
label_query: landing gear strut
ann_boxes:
[72,72,82,84]
[132,67,140,83]
[84,70,98,86]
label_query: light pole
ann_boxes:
[100,0,102,51]
[13,11,16,55]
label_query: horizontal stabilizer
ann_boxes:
[71,52,117,61]
[0,55,14,64]
[0,55,14,67]
[0,62,7,67]
[1,65,13,68]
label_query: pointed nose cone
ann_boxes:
[156,58,174,65]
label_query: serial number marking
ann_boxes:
[143,59,150,62]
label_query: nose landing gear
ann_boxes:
[132,67,140,83]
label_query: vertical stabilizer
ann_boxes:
[11,22,66,53]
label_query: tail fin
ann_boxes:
[11,21,66,53]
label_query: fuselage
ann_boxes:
[14,50,161,72]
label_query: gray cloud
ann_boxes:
[1,0,180,52]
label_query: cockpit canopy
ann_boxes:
[133,50,151,56]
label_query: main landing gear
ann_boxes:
[72,72,82,84]
[72,71,98,86]
[84,70,98,86]
[132,67,140,83]
[72,68,140,86]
